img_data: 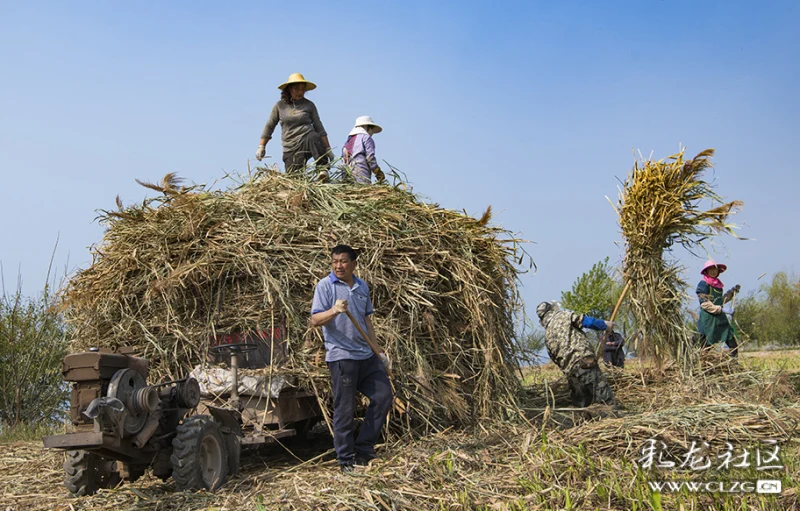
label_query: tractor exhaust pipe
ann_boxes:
[131,402,162,448]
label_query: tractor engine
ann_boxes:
[64,349,153,438]
[61,348,200,447]
[45,347,247,495]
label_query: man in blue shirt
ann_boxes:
[311,245,392,472]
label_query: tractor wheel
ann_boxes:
[152,448,173,481]
[170,415,229,491]
[225,432,241,476]
[63,450,121,496]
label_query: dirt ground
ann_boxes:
[3,350,800,510]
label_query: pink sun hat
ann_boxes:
[701,260,727,275]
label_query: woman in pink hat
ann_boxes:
[696,260,740,357]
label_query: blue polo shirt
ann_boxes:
[311,272,375,362]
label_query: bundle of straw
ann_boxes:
[61,170,531,433]
[615,148,742,371]
[559,403,800,458]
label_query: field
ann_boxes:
[2,348,799,511]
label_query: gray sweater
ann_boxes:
[261,98,327,153]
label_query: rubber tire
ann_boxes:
[152,448,173,481]
[64,450,121,497]
[225,433,241,476]
[171,415,229,491]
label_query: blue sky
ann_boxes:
[1,1,798,320]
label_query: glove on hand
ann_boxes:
[379,352,391,371]
[604,320,615,331]
[256,145,266,161]
[373,166,386,182]
[701,301,722,314]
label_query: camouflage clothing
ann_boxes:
[537,302,615,407]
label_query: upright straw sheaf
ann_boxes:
[61,170,531,432]
[618,148,742,371]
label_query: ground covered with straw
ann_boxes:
[61,170,531,432]
[3,352,799,510]
[10,161,794,509]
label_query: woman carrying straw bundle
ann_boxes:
[255,73,332,181]
[696,260,740,357]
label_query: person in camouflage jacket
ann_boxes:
[537,301,616,407]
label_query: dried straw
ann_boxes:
[615,148,742,371]
[60,170,532,433]
[5,353,799,510]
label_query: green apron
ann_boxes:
[699,285,735,346]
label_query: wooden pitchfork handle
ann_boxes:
[597,280,631,357]
[343,310,393,379]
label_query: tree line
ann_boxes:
[0,272,71,436]
[2,261,798,432]
[551,259,800,351]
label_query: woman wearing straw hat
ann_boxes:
[256,73,332,180]
[342,116,385,184]
[696,260,740,357]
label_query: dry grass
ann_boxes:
[3,360,799,510]
[60,170,533,434]
[615,148,743,371]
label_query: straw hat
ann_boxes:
[350,115,382,135]
[701,259,727,275]
[278,73,317,91]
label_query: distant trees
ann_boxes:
[561,257,624,321]
[560,257,631,346]
[560,263,800,352]
[735,272,800,347]
[516,321,546,365]
[0,274,71,429]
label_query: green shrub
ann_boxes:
[0,271,71,429]
[735,272,800,347]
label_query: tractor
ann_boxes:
[44,327,323,496]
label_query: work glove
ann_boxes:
[333,299,349,315]
[701,301,722,314]
[379,352,391,371]
[373,166,385,182]
[723,285,741,302]
[256,145,266,161]
[604,320,615,331]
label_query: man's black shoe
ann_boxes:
[355,455,377,466]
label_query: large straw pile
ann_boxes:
[60,170,531,432]
[615,148,742,371]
